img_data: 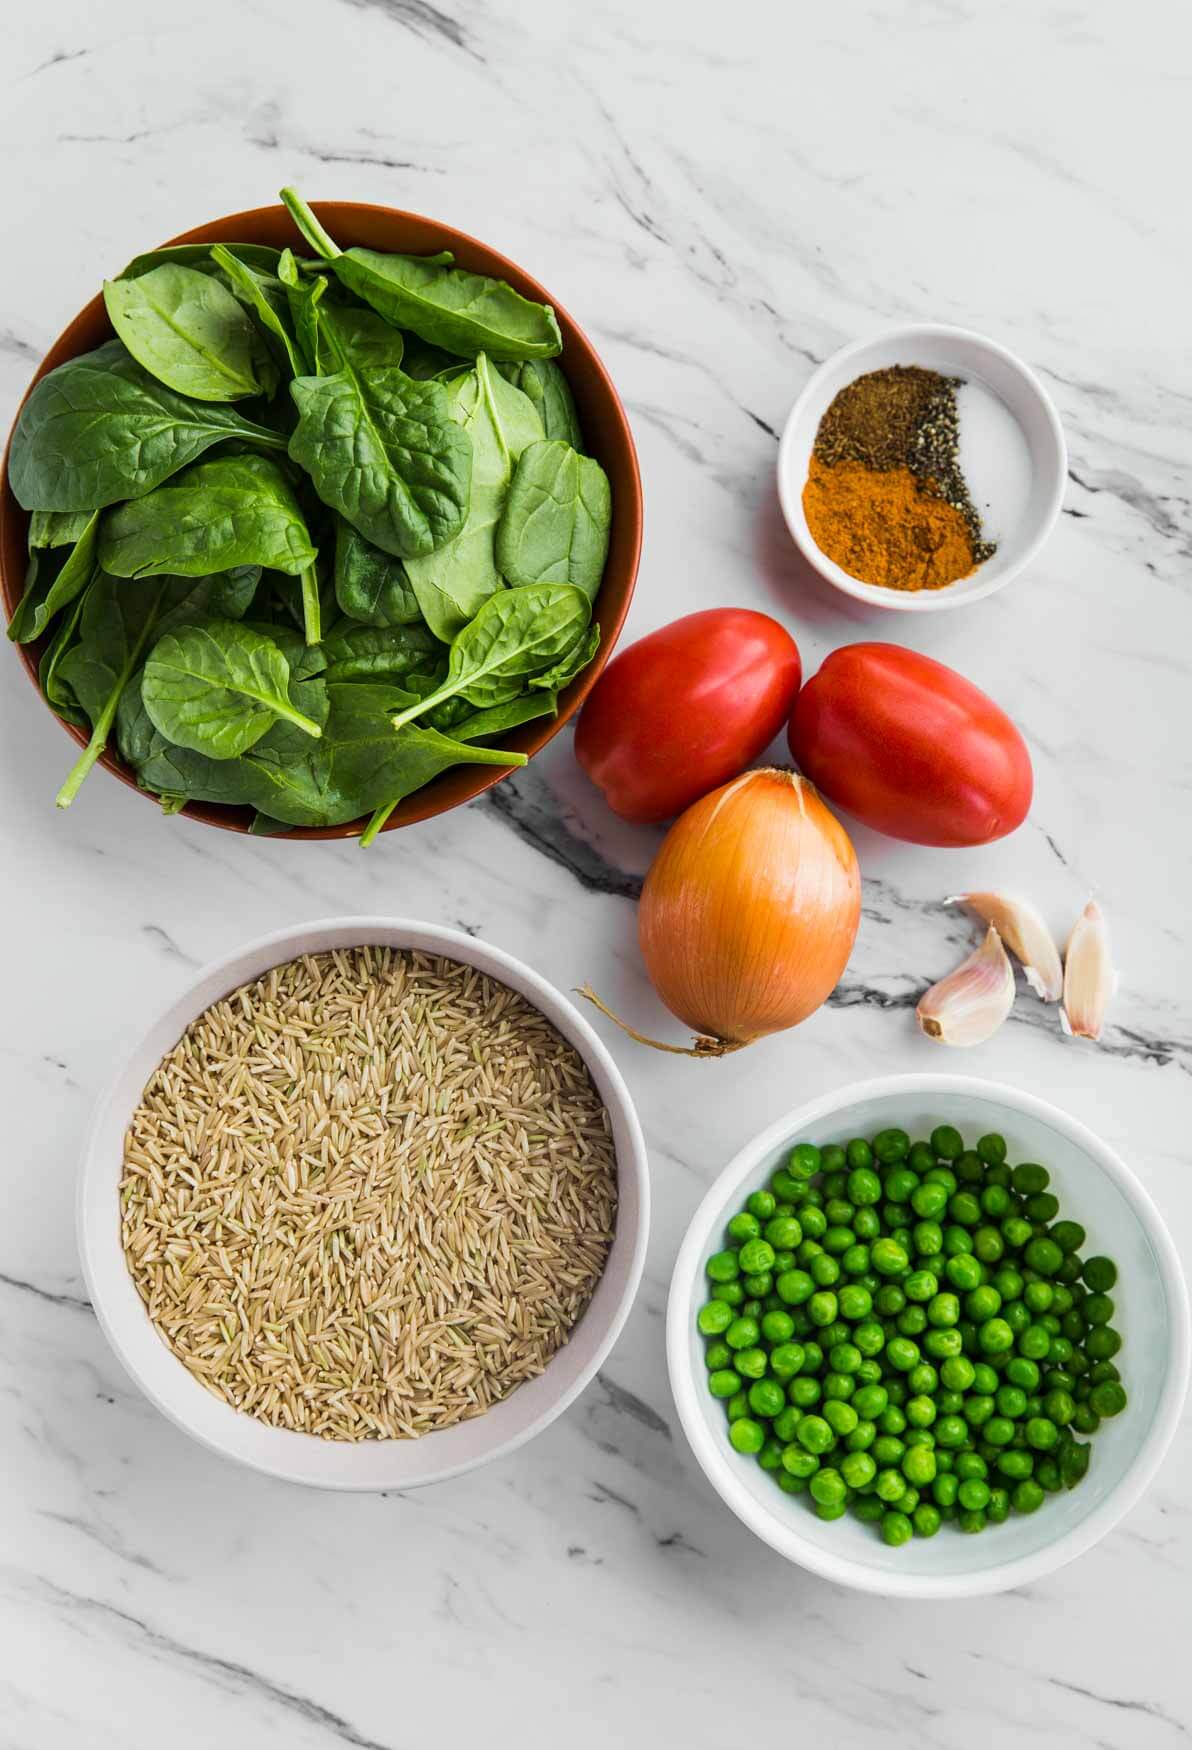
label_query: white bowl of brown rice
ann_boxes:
[79,918,649,1489]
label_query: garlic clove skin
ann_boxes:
[1061,900,1116,1041]
[917,925,1016,1047]
[946,891,1063,1002]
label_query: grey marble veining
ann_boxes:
[1,1,1190,1744]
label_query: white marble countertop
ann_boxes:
[3,1,1190,1744]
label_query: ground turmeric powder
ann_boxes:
[803,457,977,592]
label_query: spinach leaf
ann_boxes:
[495,439,611,600]
[9,340,287,512]
[280,188,561,360]
[39,589,89,727]
[55,574,172,807]
[7,510,100,644]
[401,336,470,382]
[389,582,590,730]
[29,510,92,548]
[405,354,542,640]
[120,658,327,791]
[288,366,471,560]
[119,243,282,281]
[333,519,422,626]
[99,454,317,579]
[321,621,442,684]
[210,245,305,379]
[498,359,584,449]
[529,621,601,692]
[154,565,262,638]
[142,618,324,758]
[103,264,265,401]
[451,688,560,743]
[314,303,405,374]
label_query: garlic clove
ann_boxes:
[946,892,1063,1002]
[917,925,1016,1047]
[1061,900,1116,1041]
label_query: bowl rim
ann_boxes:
[0,198,643,838]
[666,1071,1190,1598]
[776,322,1067,614]
[78,914,651,1489]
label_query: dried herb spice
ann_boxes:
[804,365,995,591]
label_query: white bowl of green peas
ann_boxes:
[667,1074,1189,1599]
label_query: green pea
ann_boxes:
[1060,1440,1091,1488]
[773,1406,802,1442]
[727,1211,761,1243]
[802,1340,824,1372]
[698,1300,734,1336]
[994,1266,1025,1302]
[789,1143,822,1179]
[843,1166,880,1210]
[931,1125,964,1160]
[1042,1388,1075,1426]
[809,1466,846,1508]
[781,1443,819,1478]
[838,1448,875,1489]
[758,1437,784,1472]
[908,1361,938,1395]
[767,1342,804,1382]
[747,1189,777,1221]
[776,1269,814,1306]
[1050,1219,1086,1254]
[708,1369,742,1399]
[1011,1162,1050,1195]
[1002,1216,1034,1250]
[1089,1359,1120,1385]
[743,1381,781,1421]
[827,1343,862,1377]
[897,1307,928,1340]
[811,1252,842,1285]
[842,1138,871,1171]
[1018,1324,1052,1361]
[944,1253,982,1292]
[770,1170,803,1203]
[837,1284,872,1322]
[983,1416,1015,1447]
[734,1347,768,1380]
[819,1145,847,1174]
[932,1471,959,1507]
[760,1310,794,1345]
[1023,1280,1054,1314]
[1036,1457,1062,1492]
[958,1509,987,1534]
[901,1444,937,1487]
[808,1290,838,1327]
[996,1448,1034,1479]
[873,1128,911,1164]
[850,1384,887,1421]
[935,1356,972,1393]
[935,1414,968,1449]
[966,1285,1001,1322]
[765,1216,803,1252]
[958,1478,991,1511]
[725,1316,760,1351]
[787,1376,821,1409]
[1025,1416,1058,1450]
[823,1399,859,1437]
[902,1269,937,1304]
[886,1337,920,1372]
[1089,1380,1127,1418]
[729,1417,766,1454]
[1082,1255,1117,1292]
[846,1419,876,1452]
[726,1391,749,1421]
[796,1414,834,1455]
[913,1502,942,1537]
[1085,1325,1122,1362]
[980,1184,1012,1218]
[710,1282,744,1308]
[776,1471,807,1495]
[1011,1479,1044,1513]
[910,1181,949,1220]
[1025,1192,1060,1224]
[738,1238,776,1277]
[1024,1237,1063,1277]
[706,1250,741,1283]
[884,1170,918,1205]
[978,1317,1014,1355]
[949,1191,982,1227]
[977,1132,1007,1165]
[871,1239,909,1276]
[704,1341,732,1371]
[995,1385,1027,1419]
[923,1328,964,1360]
[1083,1292,1114,1327]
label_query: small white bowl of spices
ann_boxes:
[79,917,650,1489]
[778,324,1066,612]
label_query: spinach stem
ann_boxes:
[390,685,451,733]
[359,801,396,849]
[269,695,323,739]
[279,187,341,260]
[56,587,165,809]
[299,565,322,647]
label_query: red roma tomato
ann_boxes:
[788,643,1032,847]
[575,609,802,824]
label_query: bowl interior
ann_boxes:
[80,919,648,1488]
[0,202,642,837]
[671,1079,1185,1596]
[778,326,1065,612]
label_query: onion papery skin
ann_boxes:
[638,768,861,1047]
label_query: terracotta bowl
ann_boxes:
[0,202,642,838]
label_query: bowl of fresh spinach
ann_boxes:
[0,192,641,839]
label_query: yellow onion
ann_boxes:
[583,768,861,1055]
